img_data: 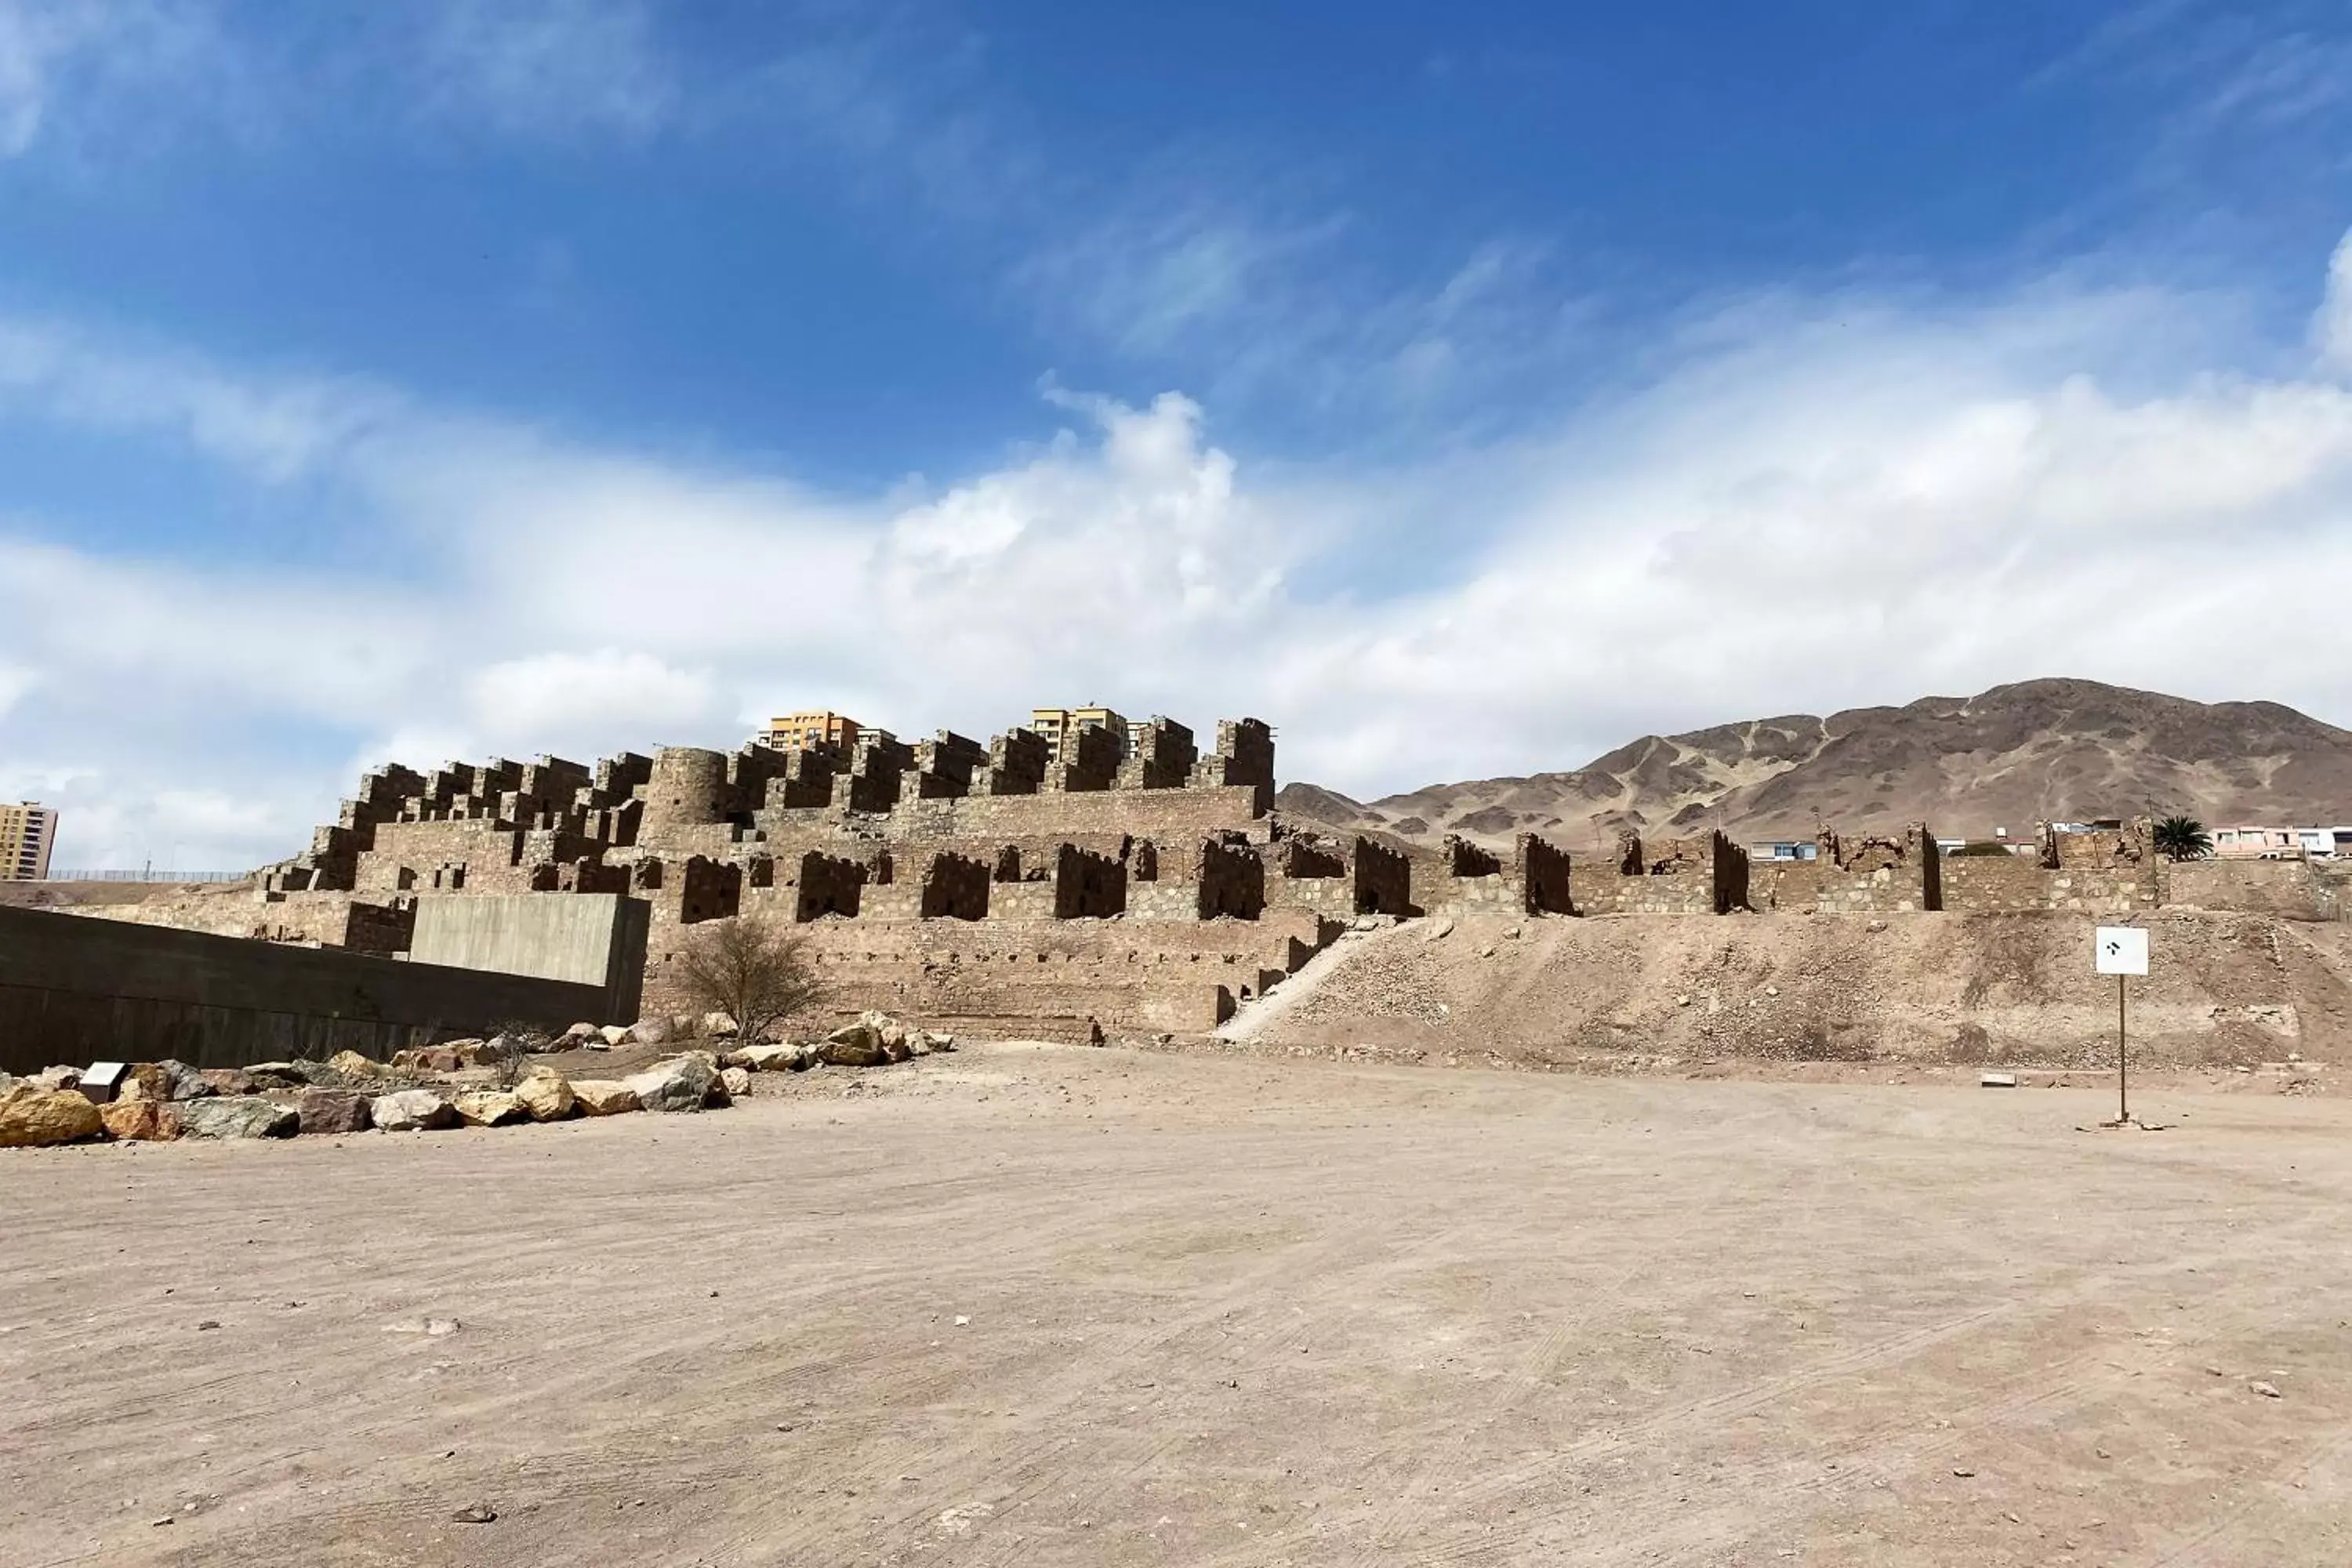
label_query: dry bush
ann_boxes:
[674,918,822,1044]
[485,1020,548,1087]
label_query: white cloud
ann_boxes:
[418,0,676,140]
[468,651,722,754]
[0,318,399,480]
[0,0,252,162]
[11,239,2352,868]
[2321,229,2352,374]
[0,661,33,718]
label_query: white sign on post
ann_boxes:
[2096,926,2148,977]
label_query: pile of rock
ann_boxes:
[720,1011,955,1073]
[550,1015,687,1054]
[0,1048,735,1149]
[0,1007,956,1150]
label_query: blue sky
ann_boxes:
[5,0,2352,869]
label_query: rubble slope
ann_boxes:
[1239,909,2352,1073]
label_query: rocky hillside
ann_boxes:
[1279,678,2352,848]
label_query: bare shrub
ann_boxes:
[486,1020,550,1088]
[674,918,822,1044]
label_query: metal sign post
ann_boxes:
[2117,972,2127,1123]
[2095,927,2150,1127]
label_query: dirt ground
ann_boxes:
[8,1044,2351,1566]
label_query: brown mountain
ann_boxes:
[1277,678,2352,849]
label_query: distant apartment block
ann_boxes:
[2213,826,2305,859]
[1030,706,1131,764]
[766,710,863,755]
[2206,825,2352,860]
[0,802,57,880]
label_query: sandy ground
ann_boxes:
[8,1044,2352,1566]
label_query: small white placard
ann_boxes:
[2095,926,2149,976]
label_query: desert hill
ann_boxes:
[1279,678,2352,848]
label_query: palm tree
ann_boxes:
[2152,815,2212,862]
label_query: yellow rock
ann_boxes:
[514,1069,575,1122]
[452,1089,529,1127]
[570,1080,641,1116]
[100,1099,178,1142]
[0,1083,104,1148]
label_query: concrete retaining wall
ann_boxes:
[0,906,613,1075]
[407,893,648,1020]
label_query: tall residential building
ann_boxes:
[0,802,57,880]
[766,710,864,755]
[1030,705,1130,764]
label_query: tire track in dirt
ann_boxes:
[1334,1261,1653,1568]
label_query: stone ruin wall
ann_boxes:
[210,716,2333,1041]
[2166,858,2348,922]
[1576,830,1746,916]
[1750,824,1942,915]
[252,716,1375,1037]
[1937,821,2160,916]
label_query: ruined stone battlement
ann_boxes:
[262,715,1287,920]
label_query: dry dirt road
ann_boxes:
[6,1044,2350,1566]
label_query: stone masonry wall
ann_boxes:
[1578,830,1748,916]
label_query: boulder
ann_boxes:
[176,1096,299,1140]
[623,1015,674,1047]
[702,1011,739,1038]
[734,1044,802,1072]
[882,1037,914,1064]
[826,1017,883,1051]
[117,1061,211,1102]
[100,1098,177,1142]
[296,1090,374,1135]
[598,1025,630,1047]
[922,1031,956,1054]
[452,1089,531,1127]
[513,1069,575,1122]
[571,1080,641,1116]
[198,1068,260,1097]
[817,1038,888,1069]
[325,1050,382,1080]
[719,1066,753,1099]
[371,1089,459,1133]
[623,1056,717,1112]
[244,1062,311,1088]
[33,1065,83,1092]
[0,1083,105,1146]
[116,1062,165,1102]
